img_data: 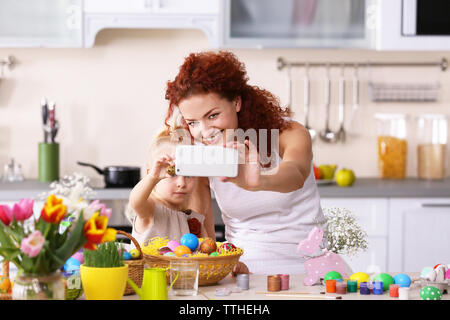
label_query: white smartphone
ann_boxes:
[175,145,239,177]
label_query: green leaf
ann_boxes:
[54,211,86,263]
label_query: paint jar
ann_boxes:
[360,282,370,295]
[267,275,281,292]
[277,274,289,290]
[336,281,347,294]
[237,274,249,290]
[398,287,410,300]
[326,280,336,293]
[347,280,357,293]
[389,284,400,297]
[372,281,384,295]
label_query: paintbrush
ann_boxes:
[256,291,326,295]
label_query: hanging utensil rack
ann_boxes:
[277,57,448,71]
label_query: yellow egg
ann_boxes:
[349,272,370,288]
[129,249,140,259]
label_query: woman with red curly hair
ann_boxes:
[165,51,326,275]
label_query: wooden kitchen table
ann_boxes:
[122,272,449,300]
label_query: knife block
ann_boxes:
[38,142,59,182]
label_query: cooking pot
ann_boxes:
[77,161,140,188]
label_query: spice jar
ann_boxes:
[416,114,447,180]
[375,113,408,179]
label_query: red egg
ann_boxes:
[219,242,236,254]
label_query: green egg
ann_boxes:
[420,286,442,300]
[324,271,343,282]
[373,273,394,291]
[209,252,219,257]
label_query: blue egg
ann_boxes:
[122,252,132,260]
[393,273,411,288]
[64,257,81,273]
[180,233,199,251]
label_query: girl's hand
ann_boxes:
[231,261,250,276]
[147,154,175,180]
[219,139,260,191]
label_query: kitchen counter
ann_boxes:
[120,273,447,301]
[1,178,450,201]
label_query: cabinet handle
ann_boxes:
[421,203,450,208]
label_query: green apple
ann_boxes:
[335,168,356,187]
[318,164,337,180]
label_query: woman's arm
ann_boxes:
[258,121,312,193]
[220,121,312,193]
[187,177,216,240]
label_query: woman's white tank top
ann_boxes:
[209,154,326,275]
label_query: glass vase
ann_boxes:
[12,270,65,300]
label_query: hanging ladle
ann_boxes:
[336,65,346,143]
[303,64,316,141]
[319,64,338,143]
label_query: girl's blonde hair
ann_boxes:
[124,125,193,223]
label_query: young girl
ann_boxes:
[126,128,208,248]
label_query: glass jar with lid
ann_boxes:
[374,113,408,179]
[416,114,447,180]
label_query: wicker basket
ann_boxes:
[0,261,12,300]
[144,252,242,286]
[116,230,144,295]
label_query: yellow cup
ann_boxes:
[80,264,128,300]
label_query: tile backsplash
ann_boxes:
[0,28,449,181]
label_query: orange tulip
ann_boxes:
[83,212,116,250]
[40,195,67,224]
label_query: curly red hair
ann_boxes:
[164,51,291,153]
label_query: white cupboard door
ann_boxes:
[320,198,389,273]
[389,198,450,272]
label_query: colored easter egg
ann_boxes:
[158,246,173,255]
[219,242,236,254]
[421,267,432,278]
[180,233,199,251]
[324,271,343,282]
[174,245,192,257]
[71,251,84,264]
[373,273,394,291]
[167,240,181,252]
[393,273,412,288]
[349,272,370,288]
[129,249,140,259]
[0,276,11,293]
[420,286,442,300]
[200,238,217,255]
[64,257,81,273]
[164,252,177,257]
[209,252,219,257]
[123,252,132,260]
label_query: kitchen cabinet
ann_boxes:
[0,0,83,47]
[388,198,450,272]
[220,0,377,49]
[83,0,220,47]
[0,0,219,48]
[320,198,388,274]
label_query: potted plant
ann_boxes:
[80,241,128,300]
[0,173,117,300]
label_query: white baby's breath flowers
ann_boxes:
[323,207,368,258]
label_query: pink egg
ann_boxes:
[167,240,181,252]
[72,252,84,264]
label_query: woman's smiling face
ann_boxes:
[178,92,241,146]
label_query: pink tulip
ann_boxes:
[20,230,45,258]
[87,200,112,218]
[12,199,34,221]
[0,205,12,226]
